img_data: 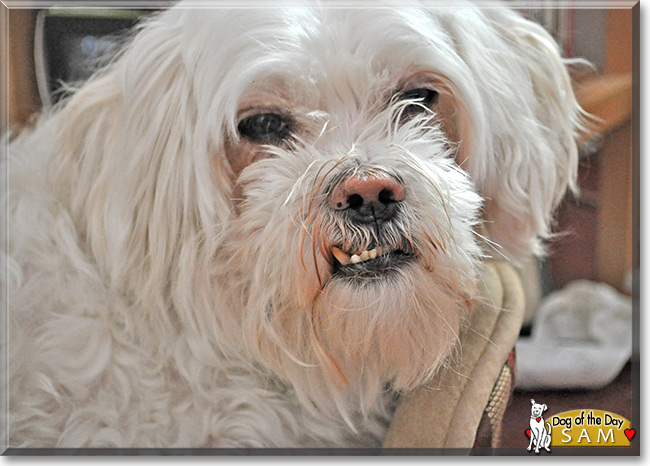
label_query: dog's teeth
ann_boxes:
[333,246,386,267]
[331,246,351,265]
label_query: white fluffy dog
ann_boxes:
[5,1,582,448]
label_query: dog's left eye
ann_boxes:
[399,88,439,112]
[238,113,292,143]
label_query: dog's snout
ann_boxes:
[329,175,405,223]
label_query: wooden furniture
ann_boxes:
[594,7,637,292]
[5,9,40,130]
[549,7,636,294]
[582,74,634,292]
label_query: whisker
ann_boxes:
[471,229,510,261]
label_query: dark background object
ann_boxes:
[35,9,151,106]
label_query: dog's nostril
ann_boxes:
[347,194,364,209]
[378,188,395,205]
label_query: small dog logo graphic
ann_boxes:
[527,399,551,453]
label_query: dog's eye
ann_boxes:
[238,113,291,143]
[399,88,439,112]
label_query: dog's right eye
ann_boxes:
[238,113,292,143]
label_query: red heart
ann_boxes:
[624,429,635,441]
[525,428,531,438]
[536,417,541,422]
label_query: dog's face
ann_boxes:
[54,3,581,419]
[209,8,490,414]
[531,400,548,418]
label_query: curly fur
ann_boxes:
[5,1,582,447]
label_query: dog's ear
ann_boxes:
[52,11,233,337]
[436,8,585,261]
[531,399,536,405]
[483,9,585,260]
[543,404,548,411]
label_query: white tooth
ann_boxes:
[368,248,377,259]
[332,246,351,265]
[360,251,370,261]
[350,254,361,264]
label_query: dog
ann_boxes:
[5,1,583,448]
[528,399,552,453]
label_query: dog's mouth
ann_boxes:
[330,243,416,279]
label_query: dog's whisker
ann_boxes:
[471,228,511,261]
[284,159,321,207]
[313,119,331,146]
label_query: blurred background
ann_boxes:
[1,2,638,451]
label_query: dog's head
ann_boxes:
[531,399,548,418]
[52,3,582,420]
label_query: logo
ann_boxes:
[526,399,552,454]
[524,403,636,450]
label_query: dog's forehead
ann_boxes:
[185,6,458,105]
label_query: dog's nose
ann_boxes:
[329,174,405,223]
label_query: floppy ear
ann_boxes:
[486,9,585,260]
[51,11,233,338]
[543,404,548,411]
[441,8,584,261]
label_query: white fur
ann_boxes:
[5,1,582,447]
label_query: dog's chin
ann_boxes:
[264,255,474,416]
[317,258,468,360]
[227,212,482,417]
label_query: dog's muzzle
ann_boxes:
[326,173,415,279]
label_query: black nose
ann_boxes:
[328,174,405,224]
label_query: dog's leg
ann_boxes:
[544,423,551,451]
